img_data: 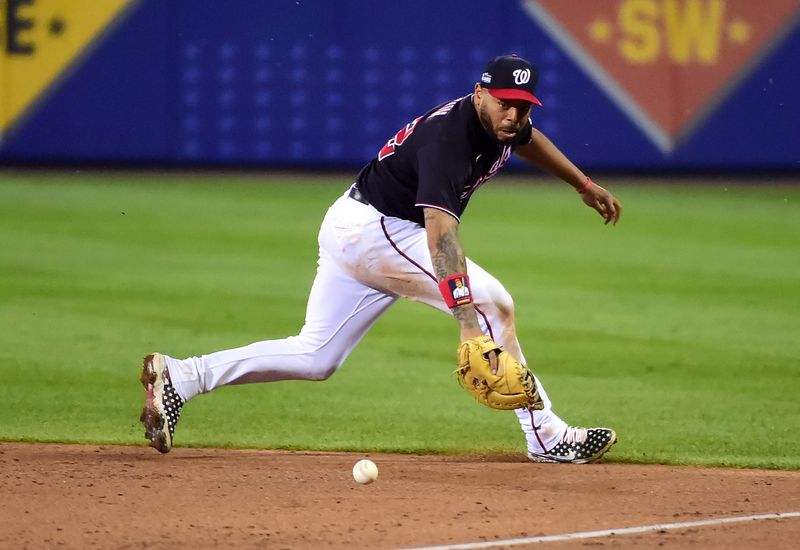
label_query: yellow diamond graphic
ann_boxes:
[1,0,135,142]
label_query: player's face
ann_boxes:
[474,85,532,144]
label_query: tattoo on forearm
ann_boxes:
[453,304,481,329]
[429,225,465,281]
[425,211,480,329]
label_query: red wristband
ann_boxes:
[577,177,593,194]
[439,274,473,308]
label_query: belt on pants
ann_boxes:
[348,185,370,205]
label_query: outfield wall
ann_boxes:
[1,0,798,170]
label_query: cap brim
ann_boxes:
[487,88,542,107]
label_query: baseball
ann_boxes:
[352,459,378,484]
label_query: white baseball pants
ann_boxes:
[165,187,568,454]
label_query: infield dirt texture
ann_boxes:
[1,443,799,548]
[0,172,798,548]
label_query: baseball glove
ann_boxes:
[456,336,544,411]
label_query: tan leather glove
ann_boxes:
[456,336,544,411]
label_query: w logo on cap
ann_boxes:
[482,55,542,106]
[513,68,531,85]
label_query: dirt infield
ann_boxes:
[1,443,798,549]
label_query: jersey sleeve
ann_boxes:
[415,141,471,222]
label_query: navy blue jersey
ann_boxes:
[355,94,532,226]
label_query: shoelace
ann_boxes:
[562,426,588,445]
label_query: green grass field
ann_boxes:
[0,171,798,469]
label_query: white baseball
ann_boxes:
[352,459,378,484]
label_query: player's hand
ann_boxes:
[581,183,622,225]
[460,327,499,374]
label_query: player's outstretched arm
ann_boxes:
[514,128,622,225]
[424,208,481,337]
[424,207,500,373]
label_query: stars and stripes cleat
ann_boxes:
[139,353,184,454]
[527,427,617,464]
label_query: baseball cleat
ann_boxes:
[140,352,184,454]
[527,426,617,464]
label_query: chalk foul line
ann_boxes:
[400,511,800,550]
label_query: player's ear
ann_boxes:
[474,83,483,102]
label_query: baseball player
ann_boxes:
[140,54,622,463]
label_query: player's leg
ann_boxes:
[372,215,615,462]
[165,194,397,402]
[458,260,572,453]
[141,191,398,452]
[456,262,616,463]
[165,255,395,401]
